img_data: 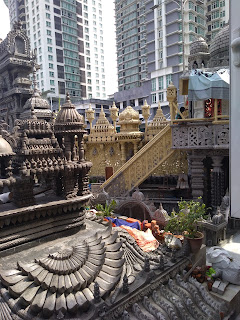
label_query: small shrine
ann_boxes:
[0,89,92,250]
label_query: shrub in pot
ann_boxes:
[165,198,207,253]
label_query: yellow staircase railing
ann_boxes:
[101,125,186,197]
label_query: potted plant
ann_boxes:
[165,198,207,253]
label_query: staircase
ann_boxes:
[101,125,186,197]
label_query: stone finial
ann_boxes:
[110,102,119,131]
[86,104,95,130]
[159,255,164,271]
[94,282,101,303]
[66,92,71,102]
[122,274,129,294]
[141,100,150,131]
[144,257,150,272]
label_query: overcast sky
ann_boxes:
[0,0,117,96]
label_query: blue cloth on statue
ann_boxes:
[106,217,141,230]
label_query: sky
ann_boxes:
[0,0,118,96]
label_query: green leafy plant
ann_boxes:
[95,200,117,217]
[206,267,216,279]
[165,198,207,238]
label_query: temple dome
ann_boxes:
[23,92,50,110]
[54,93,84,134]
[119,106,139,122]
[209,25,229,58]
[55,93,83,125]
[190,37,209,55]
[0,135,13,155]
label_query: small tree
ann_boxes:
[165,198,207,238]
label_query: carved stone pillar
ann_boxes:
[190,155,205,199]
[211,156,224,209]
[64,135,71,161]
[78,135,84,162]
[133,141,138,155]
[121,142,126,165]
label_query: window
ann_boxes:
[46,21,51,27]
[50,80,55,85]
[212,21,219,29]
[159,92,164,102]
[47,30,51,36]
[189,23,195,31]
[49,71,54,77]
[212,1,220,10]
[48,46,52,52]
[179,44,183,53]
[166,74,172,86]
[45,4,50,10]
[189,12,194,21]
[151,78,156,91]
[47,38,52,44]
[151,93,157,104]
[220,0,225,7]
[158,76,163,90]
[48,55,53,60]
[46,13,50,19]
[211,10,219,20]
[49,63,53,68]
[220,10,225,17]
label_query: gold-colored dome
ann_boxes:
[0,135,13,155]
[119,106,140,123]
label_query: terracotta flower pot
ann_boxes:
[184,231,204,254]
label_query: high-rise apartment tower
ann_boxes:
[114,0,209,115]
[4,0,107,101]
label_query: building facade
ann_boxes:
[4,0,107,101]
[206,0,229,43]
[114,0,228,119]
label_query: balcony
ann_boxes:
[171,120,229,149]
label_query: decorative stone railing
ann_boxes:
[171,121,229,149]
[101,125,188,197]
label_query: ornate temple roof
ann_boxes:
[23,92,50,111]
[55,93,84,134]
[149,103,167,128]
[21,62,52,121]
[0,135,14,156]
[118,106,140,124]
[190,37,209,55]
[0,219,228,320]
[209,25,229,68]
[0,21,31,58]
[209,25,229,57]
[92,106,114,134]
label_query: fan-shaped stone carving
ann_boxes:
[0,225,124,318]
